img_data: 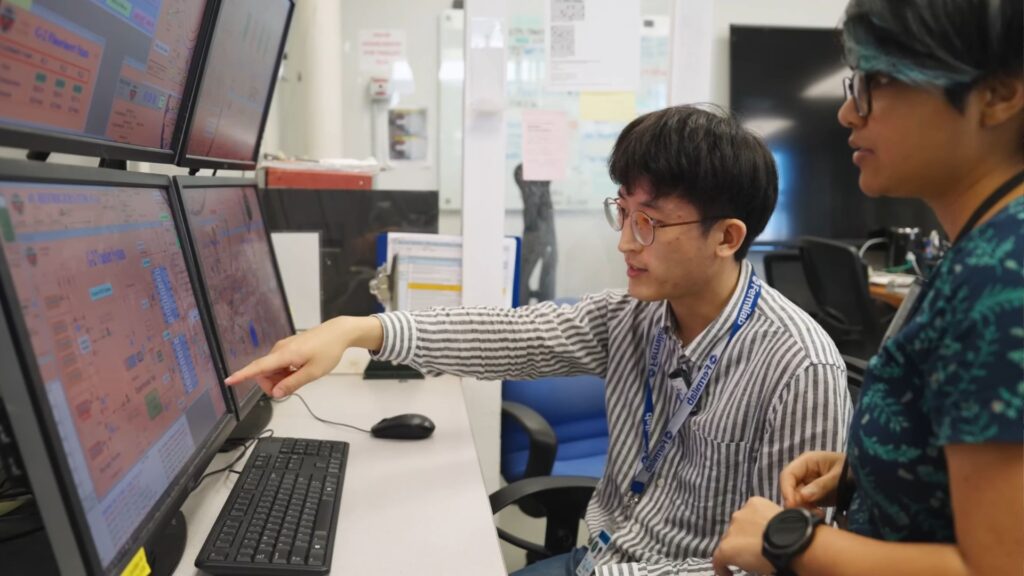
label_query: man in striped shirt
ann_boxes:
[228,105,852,575]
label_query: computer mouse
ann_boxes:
[370,413,436,440]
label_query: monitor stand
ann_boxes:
[362,359,424,380]
[145,510,187,576]
[222,396,273,450]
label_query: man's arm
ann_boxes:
[374,291,627,380]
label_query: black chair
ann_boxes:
[800,237,887,358]
[490,476,598,563]
[762,249,821,320]
[843,354,868,407]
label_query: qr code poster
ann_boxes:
[545,0,640,91]
[550,25,575,59]
[551,0,585,22]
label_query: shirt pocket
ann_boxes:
[672,426,751,554]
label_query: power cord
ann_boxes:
[273,393,372,434]
[189,428,275,493]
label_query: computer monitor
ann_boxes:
[175,0,295,170]
[171,176,294,424]
[0,158,234,575]
[0,0,215,163]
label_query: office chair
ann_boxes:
[762,249,820,320]
[799,237,888,358]
[514,163,558,304]
[498,371,607,564]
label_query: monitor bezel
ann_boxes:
[0,158,236,575]
[174,0,296,171]
[170,175,297,422]
[0,1,219,164]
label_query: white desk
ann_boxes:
[175,374,506,575]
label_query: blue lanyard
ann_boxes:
[630,273,763,501]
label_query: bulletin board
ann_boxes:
[437,1,672,211]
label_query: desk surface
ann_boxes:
[175,375,506,575]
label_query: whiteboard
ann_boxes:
[437,3,672,211]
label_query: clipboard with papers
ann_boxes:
[371,232,522,312]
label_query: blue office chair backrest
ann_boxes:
[501,374,608,482]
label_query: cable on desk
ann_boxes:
[189,428,275,493]
[274,393,372,434]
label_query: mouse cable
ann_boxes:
[189,428,275,493]
[274,393,372,434]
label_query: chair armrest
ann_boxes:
[490,476,599,559]
[490,476,599,514]
[502,401,558,479]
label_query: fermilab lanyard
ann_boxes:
[628,274,762,507]
[575,275,763,576]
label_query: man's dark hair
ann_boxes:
[842,0,1024,110]
[607,104,778,261]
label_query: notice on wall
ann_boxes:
[545,0,640,91]
[521,109,569,181]
[388,108,428,162]
[359,29,407,72]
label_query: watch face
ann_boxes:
[766,509,811,548]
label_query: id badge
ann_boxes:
[574,530,614,576]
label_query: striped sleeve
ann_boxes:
[751,362,851,501]
[595,559,727,576]
[370,291,628,380]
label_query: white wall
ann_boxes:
[340,0,449,191]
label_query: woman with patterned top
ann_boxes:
[713,1,1023,575]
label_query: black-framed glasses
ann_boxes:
[843,70,876,118]
[843,71,871,118]
[603,197,716,247]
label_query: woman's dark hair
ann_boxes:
[842,0,1024,109]
[607,104,778,261]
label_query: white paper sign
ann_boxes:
[359,29,407,72]
[545,0,641,91]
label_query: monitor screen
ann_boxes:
[178,182,293,414]
[0,0,211,158]
[180,0,293,169]
[730,26,940,241]
[0,178,227,571]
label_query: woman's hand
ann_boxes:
[780,451,846,509]
[712,496,781,576]
[225,316,383,398]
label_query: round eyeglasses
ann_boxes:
[603,197,717,247]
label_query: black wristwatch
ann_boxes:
[762,508,823,576]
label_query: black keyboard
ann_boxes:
[195,437,349,575]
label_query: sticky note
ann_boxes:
[580,92,636,122]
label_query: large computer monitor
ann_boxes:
[730,25,940,242]
[171,176,294,425]
[175,0,295,170]
[0,0,215,163]
[0,159,235,575]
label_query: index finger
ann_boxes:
[226,352,293,385]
